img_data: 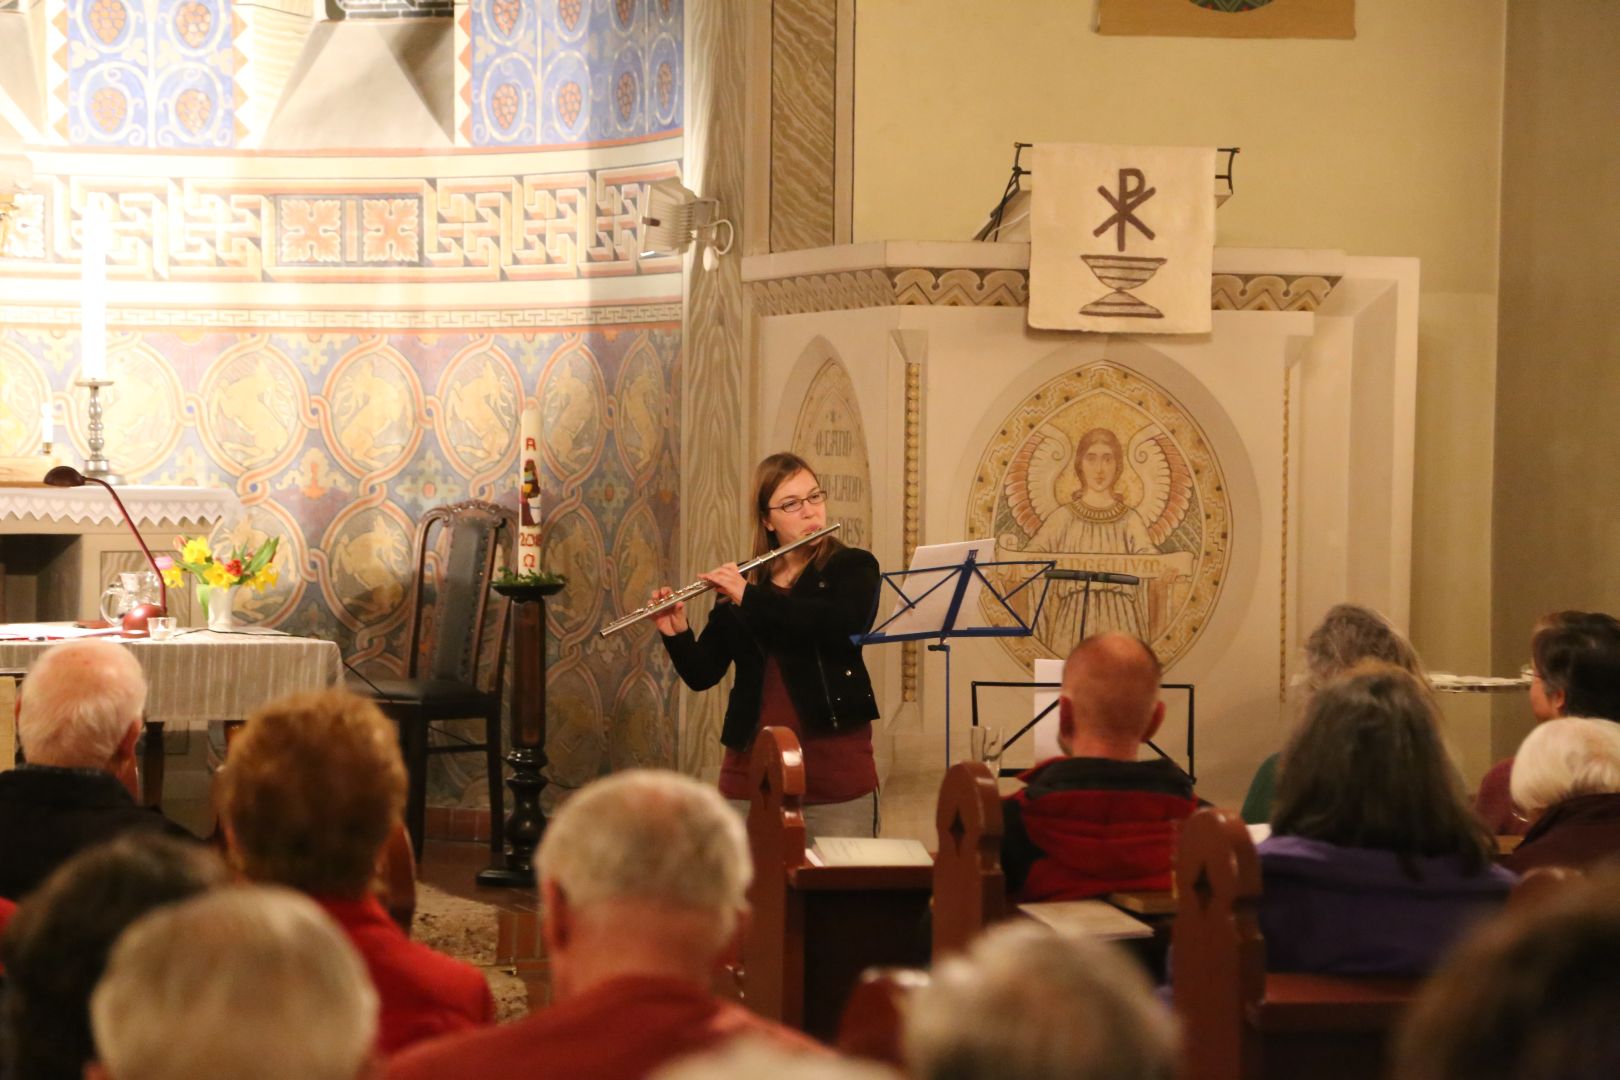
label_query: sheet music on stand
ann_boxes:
[857,539,1053,767]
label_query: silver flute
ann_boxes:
[598,522,842,638]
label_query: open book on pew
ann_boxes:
[1018,899,1153,941]
[807,837,933,868]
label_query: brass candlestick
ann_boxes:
[74,377,122,484]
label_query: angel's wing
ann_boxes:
[1005,426,1072,536]
[1127,426,1193,545]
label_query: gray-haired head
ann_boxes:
[1510,716,1620,816]
[19,639,146,768]
[536,768,752,947]
[1303,603,1424,691]
[905,921,1177,1080]
[652,1038,893,1080]
[89,886,378,1080]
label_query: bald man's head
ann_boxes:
[1058,634,1164,759]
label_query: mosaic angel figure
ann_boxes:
[1001,422,1195,652]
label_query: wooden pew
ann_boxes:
[835,967,929,1067]
[741,726,932,1041]
[376,820,418,932]
[931,759,1009,958]
[1173,807,1417,1080]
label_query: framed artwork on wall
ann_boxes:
[1098,0,1355,40]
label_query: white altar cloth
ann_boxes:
[0,486,243,529]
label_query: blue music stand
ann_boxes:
[856,542,1054,768]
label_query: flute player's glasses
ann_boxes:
[768,489,828,516]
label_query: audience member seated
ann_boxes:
[1241,603,1425,824]
[216,689,493,1055]
[1000,633,1196,902]
[1475,610,1620,834]
[387,769,823,1080]
[653,1039,896,1080]
[1260,664,1515,976]
[904,920,1176,1080]
[87,886,379,1080]
[1392,870,1620,1080]
[1501,717,1620,874]
[0,640,194,901]
[0,833,225,1080]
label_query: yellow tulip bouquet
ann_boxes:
[157,534,281,623]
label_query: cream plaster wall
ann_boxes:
[1491,2,1620,757]
[852,0,1507,781]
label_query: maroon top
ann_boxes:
[1474,756,1531,836]
[1502,792,1620,874]
[718,653,877,805]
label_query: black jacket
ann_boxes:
[661,545,881,751]
[0,765,196,902]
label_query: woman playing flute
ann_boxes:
[651,451,882,838]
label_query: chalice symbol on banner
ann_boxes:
[1081,167,1167,318]
[1079,254,1168,318]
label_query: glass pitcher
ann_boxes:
[100,570,160,625]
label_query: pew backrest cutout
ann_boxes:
[1172,807,1416,1080]
[743,726,932,1041]
[836,966,930,1067]
[931,759,1008,958]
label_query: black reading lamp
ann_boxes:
[43,465,167,636]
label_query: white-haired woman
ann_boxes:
[1502,717,1620,874]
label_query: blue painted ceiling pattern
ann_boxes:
[470,0,682,147]
[67,0,239,148]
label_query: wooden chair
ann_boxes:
[931,759,1009,958]
[348,500,514,859]
[0,670,20,772]
[835,967,929,1067]
[1172,807,1417,1080]
[741,726,933,1041]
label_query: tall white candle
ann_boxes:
[40,401,53,444]
[518,404,543,572]
[80,199,107,381]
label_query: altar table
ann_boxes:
[0,628,341,804]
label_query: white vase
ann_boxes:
[206,586,235,632]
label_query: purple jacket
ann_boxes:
[1258,834,1516,976]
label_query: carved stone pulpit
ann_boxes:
[742,241,1418,833]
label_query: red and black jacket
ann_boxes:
[1001,755,1197,902]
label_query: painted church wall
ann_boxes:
[851,0,1506,781]
[1492,2,1620,759]
[0,0,690,814]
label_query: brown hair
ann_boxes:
[748,451,843,584]
[1394,871,1620,1080]
[1073,428,1126,497]
[218,690,406,897]
[1272,663,1493,875]
[1303,603,1425,692]
[1531,610,1620,720]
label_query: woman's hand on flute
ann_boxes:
[649,587,688,635]
[699,563,747,606]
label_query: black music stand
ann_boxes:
[856,543,1053,768]
[970,677,1196,783]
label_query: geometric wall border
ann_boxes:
[0,302,685,331]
